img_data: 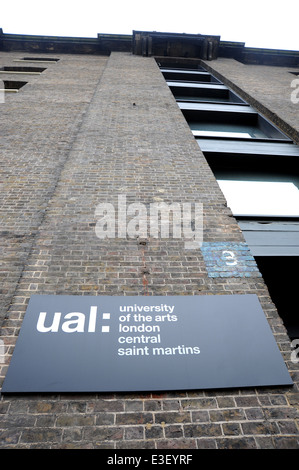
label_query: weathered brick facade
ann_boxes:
[0,47,299,449]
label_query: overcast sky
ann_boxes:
[1,0,299,51]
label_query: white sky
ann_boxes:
[1,0,299,51]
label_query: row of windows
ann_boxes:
[159,63,299,225]
[159,61,299,340]
[0,56,59,93]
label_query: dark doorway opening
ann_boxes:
[255,256,299,340]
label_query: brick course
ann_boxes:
[0,51,298,448]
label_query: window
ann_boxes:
[191,123,265,139]
[217,180,299,217]
[169,83,246,104]
[0,66,46,74]
[180,104,290,141]
[192,130,252,138]
[14,57,59,63]
[157,63,205,71]
[161,68,221,83]
[0,80,27,92]
[23,57,58,61]
[205,149,299,258]
[196,139,299,158]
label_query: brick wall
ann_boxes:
[0,51,298,449]
[0,51,109,326]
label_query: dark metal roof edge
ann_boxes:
[0,29,298,60]
[0,31,132,42]
[220,41,299,55]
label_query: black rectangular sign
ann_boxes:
[2,294,292,393]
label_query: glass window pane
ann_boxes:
[192,130,252,138]
[217,180,299,216]
[189,122,267,139]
